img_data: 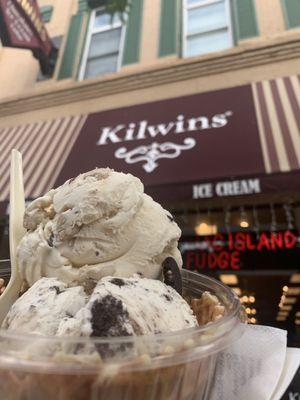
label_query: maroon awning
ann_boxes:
[1,75,300,203]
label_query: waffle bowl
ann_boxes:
[0,270,246,400]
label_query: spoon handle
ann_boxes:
[0,150,26,324]
[9,149,26,276]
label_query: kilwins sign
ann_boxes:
[56,85,265,187]
[96,111,233,173]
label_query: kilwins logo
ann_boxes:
[96,111,233,173]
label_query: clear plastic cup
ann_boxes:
[0,270,246,400]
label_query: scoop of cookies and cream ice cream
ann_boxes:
[3,275,198,338]
[17,168,182,287]
[2,278,88,336]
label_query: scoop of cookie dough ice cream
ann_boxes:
[17,168,182,287]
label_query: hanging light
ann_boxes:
[194,222,217,236]
[290,274,300,284]
[249,296,255,303]
[287,287,300,295]
[240,220,249,228]
[220,274,238,285]
[277,316,287,321]
[239,206,249,229]
[195,208,217,236]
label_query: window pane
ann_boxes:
[187,0,215,5]
[187,1,227,35]
[186,29,230,57]
[84,54,119,78]
[88,28,121,58]
[94,10,121,29]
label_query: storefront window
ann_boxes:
[79,8,125,80]
[183,0,233,57]
[169,201,300,347]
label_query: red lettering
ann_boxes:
[219,252,230,269]
[246,233,256,250]
[208,253,218,269]
[197,252,206,269]
[235,233,246,251]
[185,252,194,269]
[270,232,283,250]
[231,251,241,270]
[284,231,297,249]
[212,233,224,251]
[228,233,234,250]
[257,233,270,251]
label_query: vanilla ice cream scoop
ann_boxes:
[18,168,182,287]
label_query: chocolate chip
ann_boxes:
[65,312,73,318]
[95,251,100,256]
[162,257,182,295]
[110,278,126,287]
[167,214,174,222]
[47,234,54,247]
[49,286,62,295]
[163,294,172,302]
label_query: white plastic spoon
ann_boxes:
[0,149,26,324]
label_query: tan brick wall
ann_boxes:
[254,0,285,38]
[0,0,298,106]
[37,0,75,37]
[0,54,299,128]
[139,0,161,66]
[0,47,39,100]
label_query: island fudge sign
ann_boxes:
[55,85,266,187]
[180,230,300,271]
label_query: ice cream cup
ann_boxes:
[0,270,246,400]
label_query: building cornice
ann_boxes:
[0,36,300,117]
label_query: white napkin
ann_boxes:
[210,325,299,400]
[271,347,300,400]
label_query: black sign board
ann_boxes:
[180,230,300,272]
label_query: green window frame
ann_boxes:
[158,0,259,59]
[182,0,234,58]
[40,5,54,23]
[231,0,259,41]
[281,0,300,29]
[78,7,126,80]
[159,0,180,57]
[58,0,143,80]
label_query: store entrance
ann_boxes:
[170,199,300,347]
